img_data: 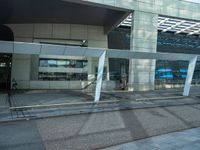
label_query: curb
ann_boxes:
[1,97,200,123]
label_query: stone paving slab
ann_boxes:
[9,86,200,108]
[103,86,200,101]
[10,90,93,107]
[103,127,200,150]
[0,92,200,122]
[0,121,44,150]
[0,94,8,108]
[0,86,199,122]
[0,94,11,121]
[1,105,200,150]
[1,96,198,122]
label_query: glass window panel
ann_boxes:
[38,72,87,81]
[57,60,67,68]
[83,61,88,67]
[39,59,88,68]
[39,59,88,81]
[40,60,49,67]
[75,60,83,68]
[48,60,57,67]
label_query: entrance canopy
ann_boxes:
[0,40,200,101]
[0,41,199,60]
[0,0,131,33]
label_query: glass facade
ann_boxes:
[108,27,200,86]
[38,72,88,81]
[108,27,130,81]
[157,32,200,49]
[95,67,107,80]
[38,58,88,81]
[39,59,88,68]
[156,60,200,85]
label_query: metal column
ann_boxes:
[183,56,197,96]
[94,51,106,102]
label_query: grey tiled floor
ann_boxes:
[103,127,200,150]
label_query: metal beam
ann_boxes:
[158,18,169,26]
[175,22,200,34]
[183,56,198,96]
[0,40,199,98]
[120,15,200,35]
[94,51,106,102]
[106,49,196,61]
[188,28,200,36]
[0,41,199,61]
[162,21,185,33]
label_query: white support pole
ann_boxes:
[183,56,197,96]
[94,51,106,102]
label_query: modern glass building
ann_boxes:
[108,27,200,89]
[1,0,200,92]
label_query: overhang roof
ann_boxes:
[120,15,200,36]
[0,40,199,61]
[0,0,131,34]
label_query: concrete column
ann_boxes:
[30,55,39,80]
[183,56,197,96]
[95,51,106,102]
[128,11,158,91]
[11,54,31,89]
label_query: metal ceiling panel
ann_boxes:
[120,15,200,35]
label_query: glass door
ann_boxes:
[0,54,12,91]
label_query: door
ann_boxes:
[0,54,12,91]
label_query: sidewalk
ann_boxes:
[0,94,11,121]
[0,87,200,122]
[1,104,200,150]
[103,127,200,150]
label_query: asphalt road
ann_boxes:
[1,104,200,150]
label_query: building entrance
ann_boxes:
[0,25,14,91]
[0,54,12,90]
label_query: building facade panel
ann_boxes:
[85,0,200,20]
[8,23,109,90]
[128,11,158,91]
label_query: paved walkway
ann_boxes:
[0,94,10,120]
[103,127,200,150]
[0,87,200,122]
[1,104,200,150]
[8,87,200,107]
[0,94,8,107]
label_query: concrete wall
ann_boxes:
[7,24,108,47]
[11,54,31,89]
[128,11,158,91]
[7,23,109,89]
[85,0,200,21]
[82,0,200,91]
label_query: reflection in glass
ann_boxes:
[38,58,88,81]
[39,59,88,68]
[155,60,200,85]
[39,72,88,81]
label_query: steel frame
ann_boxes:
[0,41,199,102]
[120,15,200,36]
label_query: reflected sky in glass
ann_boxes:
[184,0,200,3]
